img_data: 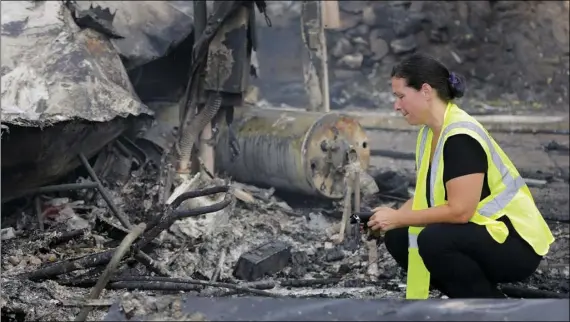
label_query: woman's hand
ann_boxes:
[367,206,401,232]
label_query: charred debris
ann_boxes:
[0,1,569,321]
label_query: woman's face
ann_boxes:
[391,77,430,125]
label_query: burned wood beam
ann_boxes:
[116,136,148,168]
[63,276,279,297]
[215,108,370,199]
[280,278,340,288]
[259,107,570,134]
[22,249,116,281]
[7,182,99,203]
[301,1,330,112]
[112,276,280,297]
[352,111,570,134]
[133,252,171,277]
[104,281,202,293]
[21,182,99,195]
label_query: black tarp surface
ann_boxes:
[105,296,570,321]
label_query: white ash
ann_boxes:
[0,278,123,321]
[155,206,330,280]
[2,165,568,321]
[119,292,206,321]
[153,197,409,300]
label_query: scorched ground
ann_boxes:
[1,131,568,321]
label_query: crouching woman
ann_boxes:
[368,53,555,299]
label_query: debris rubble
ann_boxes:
[1,142,568,321]
[1,1,568,321]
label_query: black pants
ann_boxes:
[384,217,542,298]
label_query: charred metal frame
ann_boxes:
[176,1,262,174]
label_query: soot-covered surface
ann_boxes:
[1,134,569,321]
[0,161,407,321]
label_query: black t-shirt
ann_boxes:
[426,134,491,207]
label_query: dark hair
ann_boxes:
[390,53,466,101]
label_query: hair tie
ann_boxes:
[448,72,460,87]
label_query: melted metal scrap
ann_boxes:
[72,1,195,70]
[0,1,152,127]
[64,1,123,39]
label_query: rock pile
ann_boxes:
[255,1,569,112]
[329,1,426,70]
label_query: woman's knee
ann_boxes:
[385,227,408,252]
[384,227,409,266]
[417,224,456,259]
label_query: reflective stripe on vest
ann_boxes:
[416,127,429,171]
[426,121,526,216]
[407,119,544,300]
[409,233,418,249]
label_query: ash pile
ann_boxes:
[0,154,405,321]
[0,1,406,320]
[0,97,412,321]
[2,139,569,322]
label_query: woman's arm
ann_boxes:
[394,173,485,227]
[398,198,413,212]
[375,198,413,213]
[393,134,488,227]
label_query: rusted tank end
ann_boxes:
[215,108,369,199]
[303,113,370,198]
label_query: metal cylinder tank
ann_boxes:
[215,108,370,199]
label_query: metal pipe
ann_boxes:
[193,0,207,38]
[177,92,222,173]
[73,276,280,297]
[215,108,370,199]
[78,153,132,229]
[176,0,211,174]
[22,186,230,282]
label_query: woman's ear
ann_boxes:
[421,83,433,98]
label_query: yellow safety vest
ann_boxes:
[406,102,555,299]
